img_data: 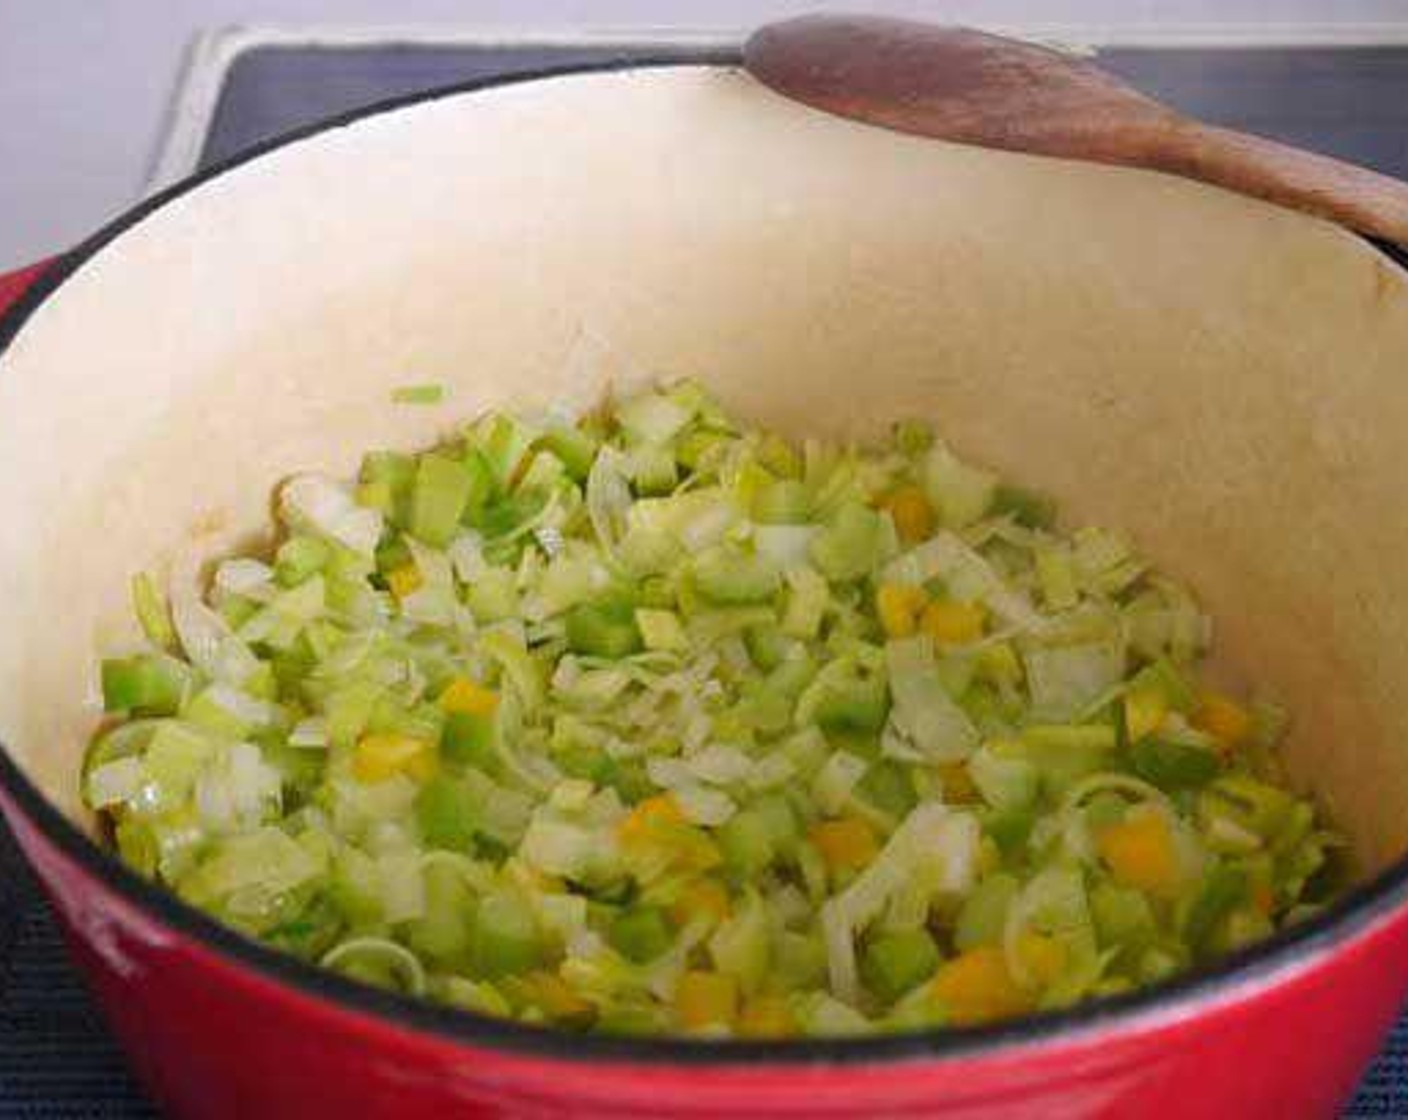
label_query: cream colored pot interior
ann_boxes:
[2,66,1408,875]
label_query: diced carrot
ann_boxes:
[1097,809,1183,899]
[1193,692,1252,750]
[619,794,687,842]
[808,816,880,872]
[668,878,732,928]
[880,486,936,545]
[930,946,1034,1026]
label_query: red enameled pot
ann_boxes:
[5,60,1408,1118]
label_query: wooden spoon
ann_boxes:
[744,14,1408,245]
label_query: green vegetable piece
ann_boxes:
[131,572,176,651]
[100,654,187,716]
[415,775,480,851]
[275,535,331,587]
[1131,658,1198,714]
[718,809,777,880]
[536,427,599,483]
[608,906,673,963]
[411,453,475,547]
[1091,882,1156,949]
[566,595,643,659]
[743,624,789,672]
[471,892,543,978]
[391,383,446,405]
[406,860,475,966]
[809,503,886,582]
[992,484,1057,529]
[955,874,1019,950]
[1200,775,1294,840]
[1130,738,1220,791]
[360,450,416,528]
[857,760,917,819]
[813,676,889,734]
[752,479,811,525]
[861,928,941,1002]
[692,546,781,606]
[1183,861,1248,951]
[441,710,498,771]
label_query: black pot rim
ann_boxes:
[2,52,1407,1070]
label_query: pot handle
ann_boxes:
[0,260,53,323]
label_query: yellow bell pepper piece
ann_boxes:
[521,971,595,1024]
[675,970,738,1030]
[921,599,987,645]
[737,994,797,1039]
[352,733,434,784]
[880,485,936,545]
[1123,683,1168,743]
[386,563,423,600]
[1017,932,1067,988]
[668,877,732,929]
[438,677,500,717]
[875,583,928,639]
[1096,808,1183,899]
[1192,692,1252,750]
[930,946,1034,1026]
[808,816,880,872]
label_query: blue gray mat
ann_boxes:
[6,38,1408,1116]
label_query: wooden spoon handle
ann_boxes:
[745,15,1408,246]
[1140,120,1408,246]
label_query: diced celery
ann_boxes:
[100,655,189,716]
[360,450,416,528]
[131,572,177,651]
[954,873,1019,950]
[692,545,781,606]
[442,710,498,771]
[536,426,599,483]
[275,535,331,588]
[608,906,673,963]
[411,454,475,548]
[406,860,475,965]
[566,595,643,659]
[810,503,886,582]
[416,775,480,851]
[471,892,543,977]
[1130,738,1220,791]
[861,928,940,1001]
[753,479,811,525]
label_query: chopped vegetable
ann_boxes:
[82,381,1340,1040]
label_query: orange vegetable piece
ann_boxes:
[930,946,1034,1026]
[737,995,797,1039]
[1097,809,1183,899]
[921,599,987,645]
[881,485,937,544]
[808,816,880,872]
[675,971,738,1030]
[1193,692,1252,750]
